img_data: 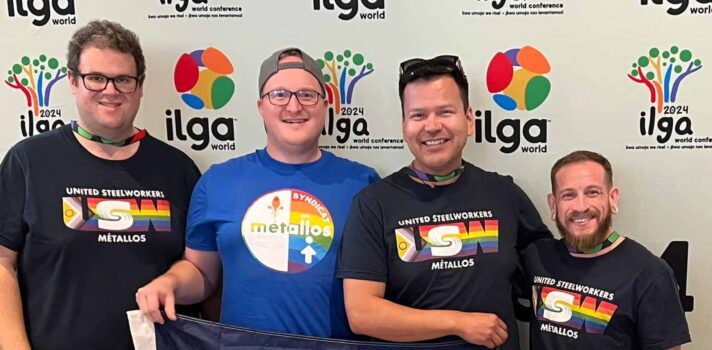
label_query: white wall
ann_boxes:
[1,0,709,347]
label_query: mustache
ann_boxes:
[566,208,600,218]
[557,207,613,252]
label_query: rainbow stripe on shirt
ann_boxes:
[536,286,618,334]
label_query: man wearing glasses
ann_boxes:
[0,21,200,349]
[136,48,378,339]
[338,55,551,349]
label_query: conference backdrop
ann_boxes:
[1,0,710,348]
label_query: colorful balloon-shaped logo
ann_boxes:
[486,46,551,111]
[174,47,235,110]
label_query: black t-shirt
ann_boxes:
[0,125,200,350]
[337,162,552,349]
[522,237,691,349]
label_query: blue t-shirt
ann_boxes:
[187,148,379,338]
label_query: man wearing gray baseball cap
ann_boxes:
[136,47,378,339]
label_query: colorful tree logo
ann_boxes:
[628,46,702,112]
[5,54,68,115]
[174,47,235,110]
[316,50,374,114]
[486,46,551,111]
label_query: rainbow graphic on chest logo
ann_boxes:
[62,197,171,232]
[535,286,618,335]
[395,220,499,262]
[242,189,335,273]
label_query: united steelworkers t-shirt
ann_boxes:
[0,125,200,349]
[337,163,552,349]
[522,238,691,349]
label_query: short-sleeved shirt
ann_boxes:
[0,125,200,350]
[522,237,691,349]
[187,148,379,338]
[337,162,552,349]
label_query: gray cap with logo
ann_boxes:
[258,48,326,95]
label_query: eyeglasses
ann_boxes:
[74,72,141,93]
[398,55,468,88]
[261,89,323,106]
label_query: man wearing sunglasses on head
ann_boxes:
[338,55,551,349]
[0,20,200,350]
[137,48,379,339]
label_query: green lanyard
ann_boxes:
[568,231,622,254]
[401,164,464,183]
[71,120,147,146]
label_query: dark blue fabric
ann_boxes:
[156,315,482,349]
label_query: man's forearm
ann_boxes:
[344,279,506,346]
[347,295,464,342]
[0,263,31,350]
[165,259,215,304]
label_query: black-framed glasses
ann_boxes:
[74,71,141,93]
[398,55,468,87]
[261,89,323,106]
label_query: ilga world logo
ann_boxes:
[153,0,242,20]
[6,0,76,26]
[483,45,550,153]
[480,0,563,10]
[160,0,206,12]
[627,46,703,146]
[169,47,237,151]
[313,0,385,20]
[484,0,508,9]
[317,49,374,146]
[641,0,712,15]
[242,189,335,273]
[4,54,68,137]
[464,0,564,17]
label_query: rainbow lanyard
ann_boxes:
[71,120,147,147]
[401,164,464,183]
[567,231,622,254]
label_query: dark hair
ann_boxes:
[67,20,145,84]
[550,150,613,191]
[398,58,469,116]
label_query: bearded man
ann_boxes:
[522,150,691,349]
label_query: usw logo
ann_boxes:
[396,220,499,262]
[534,286,618,334]
[63,197,171,232]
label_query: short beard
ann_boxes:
[557,209,612,253]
